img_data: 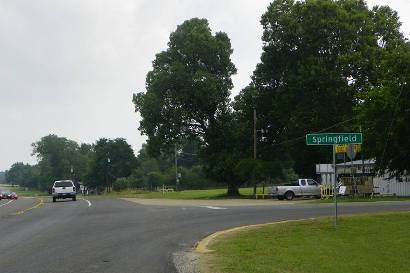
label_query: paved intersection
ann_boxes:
[1,196,409,273]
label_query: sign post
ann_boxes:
[333,144,337,227]
[306,133,363,227]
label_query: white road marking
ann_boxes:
[0,200,14,208]
[82,198,92,207]
[200,206,227,210]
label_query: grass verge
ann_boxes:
[204,212,410,273]
[103,187,268,200]
[97,188,410,201]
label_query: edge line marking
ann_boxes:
[80,198,92,207]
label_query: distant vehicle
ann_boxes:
[10,192,18,200]
[52,180,76,202]
[1,191,11,199]
[269,179,321,200]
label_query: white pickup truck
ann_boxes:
[52,180,77,202]
[269,179,321,200]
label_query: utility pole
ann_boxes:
[253,109,257,196]
[106,157,111,193]
[105,159,108,193]
[175,144,179,191]
[254,109,257,160]
[360,125,365,176]
[333,144,338,227]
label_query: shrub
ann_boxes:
[113,177,128,191]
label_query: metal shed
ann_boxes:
[316,159,410,197]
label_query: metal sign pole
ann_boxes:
[306,132,362,228]
[333,144,338,227]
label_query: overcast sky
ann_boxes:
[1,0,409,171]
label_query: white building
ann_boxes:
[316,159,410,196]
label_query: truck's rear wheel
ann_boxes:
[53,197,56,202]
[285,191,295,200]
[72,196,76,201]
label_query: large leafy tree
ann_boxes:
[199,111,251,195]
[134,18,243,195]
[32,135,86,189]
[134,18,236,153]
[249,0,405,176]
[357,41,410,176]
[31,135,95,190]
[87,138,137,191]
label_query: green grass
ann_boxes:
[103,187,269,200]
[207,212,410,273]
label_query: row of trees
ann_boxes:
[5,135,221,192]
[134,0,410,195]
[5,135,137,191]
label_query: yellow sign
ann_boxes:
[335,145,346,153]
[335,144,361,154]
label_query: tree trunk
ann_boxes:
[227,183,240,196]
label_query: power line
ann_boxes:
[312,117,357,134]
[271,117,357,147]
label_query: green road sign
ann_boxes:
[306,133,362,145]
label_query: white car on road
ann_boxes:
[52,180,76,202]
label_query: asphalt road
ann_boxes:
[0,197,409,273]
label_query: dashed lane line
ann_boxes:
[200,206,227,210]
